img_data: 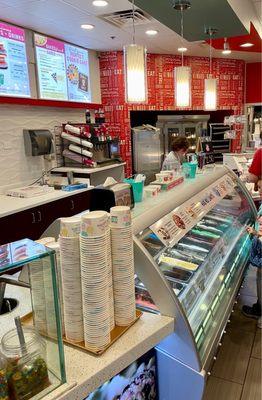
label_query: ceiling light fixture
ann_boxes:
[204,28,218,111]
[222,37,231,55]
[81,24,95,30]
[92,0,108,6]
[174,1,191,107]
[240,42,254,48]
[146,29,158,36]
[124,0,147,103]
[178,47,187,52]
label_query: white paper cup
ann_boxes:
[110,206,131,228]
[155,173,169,183]
[81,211,109,237]
[144,187,158,198]
[60,217,81,238]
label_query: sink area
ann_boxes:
[0,284,32,340]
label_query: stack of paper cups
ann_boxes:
[110,206,136,326]
[59,217,84,342]
[35,237,57,337]
[80,211,111,350]
[46,242,65,336]
[29,258,47,333]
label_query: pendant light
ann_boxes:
[204,28,218,111]
[124,0,147,103]
[174,0,191,108]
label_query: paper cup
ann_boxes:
[155,173,169,183]
[110,206,131,228]
[81,211,109,237]
[60,217,81,238]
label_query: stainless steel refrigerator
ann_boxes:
[132,125,163,183]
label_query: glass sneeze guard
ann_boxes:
[0,238,66,400]
[135,173,254,363]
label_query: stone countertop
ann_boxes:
[0,187,92,218]
[52,163,126,175]
[43,312,174,400]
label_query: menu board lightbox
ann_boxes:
[34,33,91,103]
[0,22,31,98]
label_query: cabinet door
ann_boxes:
[0,191,92,245]
[0,207,41,245]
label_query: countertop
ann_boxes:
[52,163,126,175]
[0,188,92,218]
[43,313,174,400]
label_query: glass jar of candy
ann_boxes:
[1,327,49,400]
[0,352,8,400]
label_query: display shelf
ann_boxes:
[0,96,101,109]
[132,166,256,396]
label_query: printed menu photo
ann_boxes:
[34,33,91,102]
[65,43,91,102]
[34,34,68,100]
[0,22,30,97]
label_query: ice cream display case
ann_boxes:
[132,166,257,400]
[0,239,66,400]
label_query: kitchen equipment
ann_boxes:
[156,115,210,156]
[132,126,163,184]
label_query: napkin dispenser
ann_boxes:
[90,183,134,212]
[24,129,54,156]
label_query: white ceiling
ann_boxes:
[0,0,261,62]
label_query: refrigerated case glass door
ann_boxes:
[182,124,197,152]
[135,175,254,363]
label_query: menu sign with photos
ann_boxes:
[65,43,90,102]
[0,22,30,97]
[150,174,236,247]
[34,33,91,102]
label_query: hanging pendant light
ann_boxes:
[124,0,147,103]
[204,28,218,111]
[174,1,191,108]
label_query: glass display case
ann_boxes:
[0,239,66,400]
[132,166,256,400]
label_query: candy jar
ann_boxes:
[1,327,49,400]
[0,352,8,400]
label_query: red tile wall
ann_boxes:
[100,52,245,176]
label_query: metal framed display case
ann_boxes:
[0,239,66,400]
[132,166,256,400]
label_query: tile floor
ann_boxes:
[203,266,262,400]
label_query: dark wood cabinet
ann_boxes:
[0,190,92,245]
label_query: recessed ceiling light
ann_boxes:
[178,47,187,52]
[92,0,108,6]
[81,24,95,30]
[146,29,158,36]
[240,42,254,47]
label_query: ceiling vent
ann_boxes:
[99,9,152,28]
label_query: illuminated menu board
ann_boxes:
[0,22,31,97]
[34,33,91,102]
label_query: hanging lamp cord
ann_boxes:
[132,0,136,44]
[181,8,184,65]
[209,33,212,77]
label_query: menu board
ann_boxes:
[0,22,30,97]
[34,33,91,102]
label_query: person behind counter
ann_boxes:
[162,136,190,171]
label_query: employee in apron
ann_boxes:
[162,136,190,171]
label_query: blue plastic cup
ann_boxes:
[182,162,197,179]
[124,178,144,202]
